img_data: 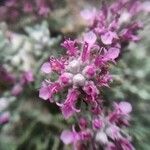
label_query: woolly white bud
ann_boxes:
[73,74,86,86]
[67,60,80,74]
[119,12,131,24]
[95,132,108,145]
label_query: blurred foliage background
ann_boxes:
[0,0,150,150]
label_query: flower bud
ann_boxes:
[67,60,80,74]
[59,72,73,85]
[92,118,103,129]
[79,118,88,129]
[95,132,108,144]
[73,74,86,86]
[82,65,96,78]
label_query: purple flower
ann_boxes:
[39,6,50,17]
[109,101,132,125]
[61,39,78,56]
[119,138,134,150]
[23,2,33,13]
[101,31,118,45]
[82,64,96,78]
[81,31,97,62]
[61,128,92,149]
[41,62,52,74]
[20,70,34,85]
[84,31,97,47]
[79,118,88,129]
[39,82,61,101]
[80,8,96,22]
[117,101,132,115]
[103,47,120,62]
[37,0,50,16]
[59,72,73,85]
[83,81,99,99]
[0,112,10,125]
[106,125,121,140]
[92,118,103,129]
[11,84,23,96]
[60,128,80,147]
[49,57,65,73]
[57,89,80,119]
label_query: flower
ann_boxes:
[83,81,99,100]
[57,89,80,119]
[11,84,23,96]
[101,31,118,45]
[20,70,34,85]
[60,128,80,150]
[61,39,78,56]
[39,82,61,101]
[38,0,144,149]
[0,112,10,125]
[109,101,132,125]
[41,62,52,74]
[39,30,119,118]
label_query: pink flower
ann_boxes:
[49,57,65,73]
[84,31,97,47]
[92,118,103,129]
[20,70,34,85]
[0,112,10,125]
[57,89,80,119]
[101,31,118,45]
[79,118,88,129]
[11,84,23,96]
[59,72,73,85]
[80,8,96,21]
[97,72,112,87]
[23,2,33,13]
[61,128,92,149]
[106,125,121,140]
[117,102,132,114]
[83,81,99,99]
[103,47,120,61]
[109,101,132,125]
[37,0,50,16]
[94,47,120,68]
[41,62,52,74]
[60,128,80,145]
[81,31,97,62]
[82,64,96,78]
[61,39,78,56]
[80,129,92,141]
[61,130,76,145]
[39,82,61,101]
[119,138,134,150]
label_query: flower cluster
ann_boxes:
[39,30,118,119]
[39,0,144,149]
[81,0,144,50]
[61,102,133,150]
[0,0,51,22]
